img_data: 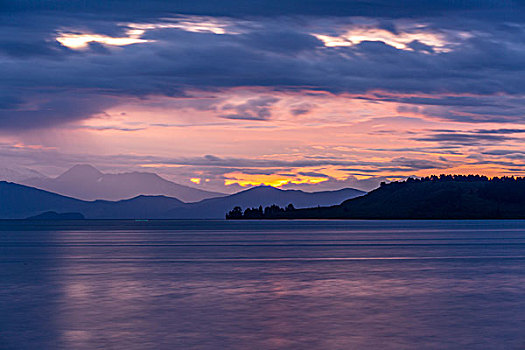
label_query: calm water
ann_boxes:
[1,220,525,349]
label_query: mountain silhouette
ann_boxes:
[166,186,365,219]
[58,164,103,181]
[0,181,185,219]
[0,181,364,219]
[22,164,223,202]
[26,211,85,220]
[0,166,45,182]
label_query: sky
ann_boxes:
[1,1,525,193]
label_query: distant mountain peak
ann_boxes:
[0,166,46,182]
[58,164,103,180]
[241,185,285,193]
[21,164,224,202]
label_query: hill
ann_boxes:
[0,181,364,219]
[249,175,525,219]
[26,211,85,220]
[0,181,186,219]
[21,164,223,202]
[165,186,365,219]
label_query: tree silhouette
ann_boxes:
[226,204,296,219]
[225,206,243,219]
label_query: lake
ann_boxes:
[1,220,525,349]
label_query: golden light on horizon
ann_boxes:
[224,173,329,188]
[190,178,201,184]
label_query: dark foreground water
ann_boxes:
[1,220,525,350]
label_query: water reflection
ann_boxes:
[1,220,525,349]
[0,231,63,349]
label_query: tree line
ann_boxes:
[226,204,295,219]
[383,174,525,187]
[226,174,525,219]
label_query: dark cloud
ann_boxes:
[482,150,525,156]
[280,175,390,192]
[507,154,525,160]
[339,168,381,173]
[6,1,518,19]
[416,133,514,145]
[297,171,329,178]
[72,125,146,132]
[239,30,322,54]
[473,128,525,134]
[204,154,221,161]
[220,96,279,120]
[396,105,420,114]
[0,92,116,130]
[388,156,448,170]
[2,2,525,129]
[340,157,449,173]
[370,147,463,155]
[406,40,435,53]
[290,103,314,116]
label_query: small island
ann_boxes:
[227,175,525,219]
[25,211,85,220]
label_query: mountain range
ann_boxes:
[0,166,45,183]
[0,181,365,219]
[20,164,224,203]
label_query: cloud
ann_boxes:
[3,5,525,129]
[289,103,315,116]
[220,96,279,120]
[0,0,524,186]
[406,40,435,53]
[279,175,389,192]
[388,156,449,170]
[482,150,525,156]
[204,154,221,161]
[56,31,150,50]
[297,171,329,178]
[72,125,146,132]
[415,133,514,146]
[6,1,521,19]
[414,127,525,147]
[0,92,117,130]
[239,30,322,54]
[473,128,525,134]
[1,137,523,193]
[340,156,449,173]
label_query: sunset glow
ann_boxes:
[1,3,524,194]
[3,3,525,349]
